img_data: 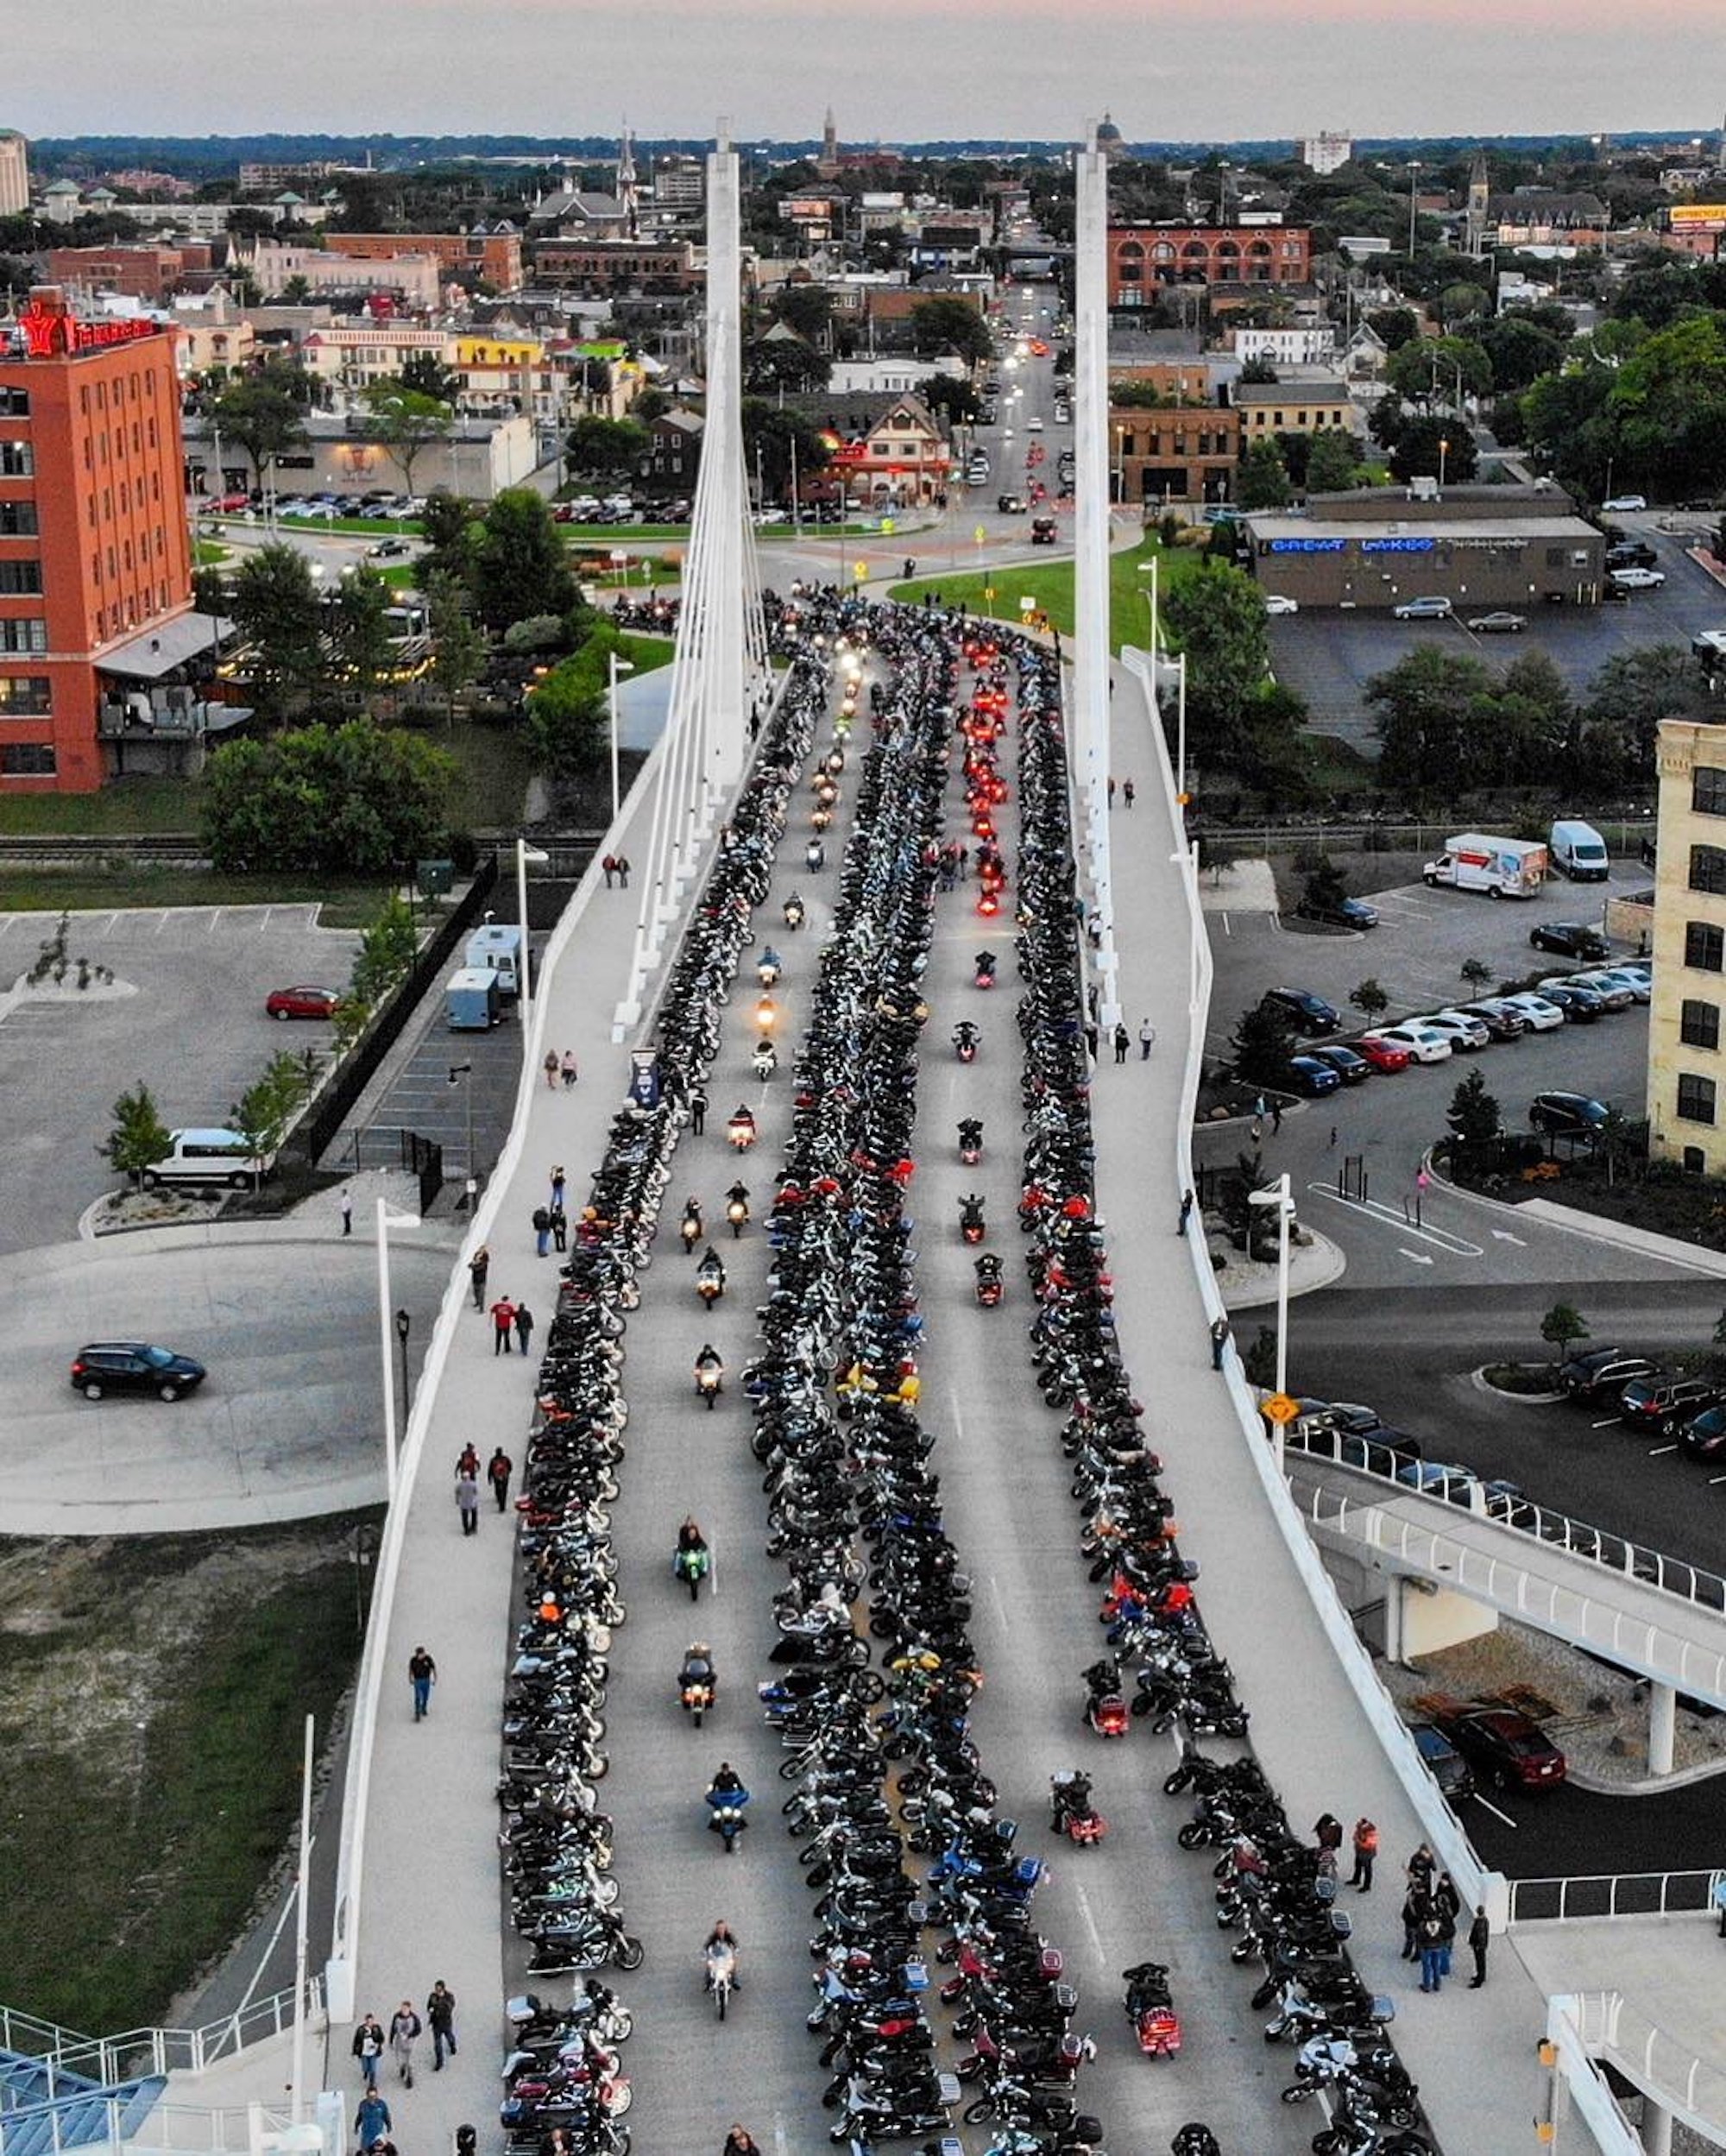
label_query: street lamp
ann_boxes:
[1438,435,1451,492]
[516,837,551,1038]
[608,652,636,826]
[448,1062,476,1207]
[375,1200,422,1501]
[1248,1173,1296,1466]
[394,1307,413,1422]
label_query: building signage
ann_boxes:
[17,298,163,359]
[1360,536,1436,554]
[1269,537,1346,554]
[1669,205,1726,233]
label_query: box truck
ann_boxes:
[1422,833,1547,898]
[1549,819,1609,882]
[446,967,501,1031]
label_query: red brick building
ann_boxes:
[0,290,195,791]
[1106,222,1311,306]
[45,243,210,304]
[324,229,526,292]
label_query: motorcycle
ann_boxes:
[679,1202,702,1254]
[805,840,826,873]
[958,1119,983,1166]
[674,1541,711,1597]
[1124,1964,1182,2058]
[974,1253,1004,1308]
[726,1109,758,1152]
[784,894,806,930]
[757,949,783,988]
[750,1040,777,1081]
[959,1197,986,1247]
[1086,1694,1130,1739]
[973,952,997,990]
[680,1656,716,1729]
[726,1189,751,1238]
[704,1939,737,2019]
[705,1783,751,1855]
[695,1357,724,1410]
[953,1023,980,1065]
[1050,1771,1107,1846]
[696,1253,726,1306]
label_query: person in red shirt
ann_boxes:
[488,1295,517,1354]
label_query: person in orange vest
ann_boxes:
[1350,1815,1379,1893]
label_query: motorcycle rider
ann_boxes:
[957,1117,983,1155]
[680,1197,703,1249]
[1050,1768,1094,1831]
[681,1641,717,1702]
[953,1020,980,1054]
[757,943,783,982]
[703,1920,740,1990]
[974,1251,1003,1286]
[696,1245,727,1293]
[1081,1655,1120,1705]
[707,1761,746,1800]
[677,1515,710,1559]
[958,1190,986,1227]
[726,1180,750,1215]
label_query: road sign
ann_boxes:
[880,518,895,536]
[983,586,995,602]
[1261,1392,1300,1426]
[854,560,867,581]
[974,525,986,545]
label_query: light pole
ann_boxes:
[1248,1173,1296,1466]
[375,1199,422,1501]
[608,652,636,826]
[448,1062,476,1207]
[516,836,550,1041]
[1438,435,1450,492]
[1136,557,1160,655]
[1175,652,1188,806]
[394,1307,413,1422]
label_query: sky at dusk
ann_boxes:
[10,0,1726,142]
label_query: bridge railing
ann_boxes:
[1509,1871,1724,1924]
[1283,1429,1726,1616]
[0,1982,320,2084]
[1572,1989,1726,2134]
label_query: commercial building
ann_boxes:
[1298,132,1353,176]
[324,227,524,293]
[1242,486,1605,612]
[1106,220,1312,305]
[1106,364,1238,504]
[45,244,209,304]
[1231,376,1357,442]
[531,240,697,294]
[182,408,539,504]
[0,288,198,792]
[1647,720,1726,1176]
[243,240,443,310]
[0,131,28,217]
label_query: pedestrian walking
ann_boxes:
[721,2130,763,2156]
[1329,1125,1339,1150]
[1400,1885,1426,1961]
[513,1301,535,1358]
[1122,778,1136,809]
[468,1245,489,1311]
[1107,775,1117,808]
[532,1205,551,1258]
[1138,1018,1156,1059]
[1270,1099,1283,1134]
[407,1647,436,1721]
[489,1295,516,1353]
[690,1088,708,1137]
[550,1165,566,1211]
[351,2014,386,2092]
[601,854,616,888]
[339,1188,353,1236]
[1417,1907,1446,1993]
[550,1202,567,1252]
[1084,1023,1099,1062]
[425,1983,457,2068]
[1112,1022,1130,1064]
[1177,1188,1195,1237]
[1467,1906,1490,1988]
[488,1447,513,1511]
[387,2002,420,2087]
[456,1471,480,1535]
[455,2128,476,2156]
[1086,984,1099,1024]
[543,1050,559,1091]
[355,2091,392,2150]
[560,1050,578,1088]
[456,1441,479,1480]
[1349,1817,1378,1892]
[1209,1314,1231,1371]
[1313,1812,1344,1856]
[614,855,631,888]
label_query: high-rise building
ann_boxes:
[1647,719,1726,1175]
[0,287,195,792]
[0,130,28,217]
[1298,131,1352,176]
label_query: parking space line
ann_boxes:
[1710,1473,1726,1487]
[260,908,273,930]
[1470,1793,1518,1830]
[1591,1415,1622,1430]
[207,911,221,932]
[154,911,171,934]
[1648,1444,1678,1457]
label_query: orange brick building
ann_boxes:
[0,290,194,791]
[1106,223,1311,306]
[324,229,526,291]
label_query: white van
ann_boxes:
[1550,819,1609,883]
[143,1129,278,1188]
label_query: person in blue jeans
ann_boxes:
[355,2091,391,2150]
[1417,1910,1446,1992]
[408,1645,436,1721]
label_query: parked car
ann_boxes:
[1529,921,1609,960]
[1263,594,1300,616]
[1307,1043,1371,1085]
[1563,969,1634,1011]
[1433,1704,1567,1791]
[1591,966,1652,1005]
[1679,1406,1726,1461]
[1261,987,1341,1036]
[1602,494,1648,514]
[1466,611,1527,634]
[1346,1034,1412,1073]
[1605,541,1658,570]
[1416,1009,1492,1051]
[1609,566,1666,590]
[1529,1090,1611,1138]
[1497,992,1565,1031]
[1408,1719,1477,1803]
[1284,1054,1343,1097]
[1619,1375,1726,1435]
[265,985,341,1021]
[70,1342,207,1403]
[1364,1024,1453,1064]
[1456,999,1527,1041]
[996,493,1027,514]
[1294,893,1378,930]
[1392,596,1453,620]
[1533,981,1605,1022]
[1559,1346,1660,1403]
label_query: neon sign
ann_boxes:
[17,299,164,360]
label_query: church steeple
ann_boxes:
[1465,149,1490,259]
[817,106,840,178]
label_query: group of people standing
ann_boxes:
[1400,1843,1490,1994]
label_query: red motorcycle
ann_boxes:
[1086,1694,1129,1739]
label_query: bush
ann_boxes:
[202,722,456,875]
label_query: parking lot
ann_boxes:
[0,904,357,1252]
[1270,518,1726,751]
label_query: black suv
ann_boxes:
[1559,1346,1660,1404]
[1605,542,1658,571]
[1261,987,1341,1036]
[1529,922,1609,961]
[70,1342,206,1403]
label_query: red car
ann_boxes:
[211,491,250,513]
[266,985,341,1021]
[1346,1034,1411,1074]
[1436,1705,1567,1791]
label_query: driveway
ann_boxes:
[0,905,357,1253]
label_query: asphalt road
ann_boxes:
[0,904,358,1253]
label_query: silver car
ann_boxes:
[1562,970,1635,1011]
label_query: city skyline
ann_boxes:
[10,0,1726,145]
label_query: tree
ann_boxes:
[921,373,981,428]
[208,362,311,492]
[1578,644,1716,786]
[229,1051,313,1188]
[1459,957,1493,992]
[418,489,481,590]
[350,893,420,1006]
[1477,314,1569,394]
[1230,999,1297,1087]
[743,335,828,394]
[1366,646,1496,791]
[565,414,649,481]
[101,1081,171,1190]
[1305,428,1362,495]
[1242,1327,1280,1389]
[525,663,606,779]
[327,566,395,706]
[1384,334,1493,408]
[1446,1069,1502,1147]
[1387,413,1478,486]
[361,381,452,497]
[908,296,992,367]
[773,285,834,344]
[1238,355,1280,384]
[1366,306,1419,352]
[740,401,831,502]
[400,351,459,404]
[1235,440,1293,511]
[1350,978,1390,1024]
[425,568,485,724]
[1540,1302,1590,1356]
[202,722,455,874]
[228,542,324,722]
[1162,565,1274,772]
[473,489,576,633]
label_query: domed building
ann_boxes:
[1095,113,1129,161]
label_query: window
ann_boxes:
[0,503,37,536]
[1682,999,1721,1051]
[0,621,47,654]
[1692,846,1726,895]
[0,561,42,594]
[0,676,50,716]
[0,743,54,777]
[1685,1145,1707,1176]
[1693,766,1726,817]
[1685,921,1725,972]
[0,388,28,417]
[1678,1073,1717,1125]
[0,443,33,477]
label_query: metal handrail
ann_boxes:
[1573,1989,1726,2132]
[1285,1429,1726,1615]
[1509,1869,1725,1923]
[0,2096,293,2156]
[0,1981,321,2083]
[1294,1477,1726,1705]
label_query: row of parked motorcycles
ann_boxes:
[489,650,832,2156]
[739,603,1108,2156]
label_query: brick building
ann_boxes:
[324,228,525,293]
[1109,365,1239,504]
[0,290,197,792]
[45,244,207,304]
[1106,222,1311,305]
[531,240,697,293]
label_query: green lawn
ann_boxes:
[0,870,391,924]
[0,778,200,835]
[887,534,1205,652]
